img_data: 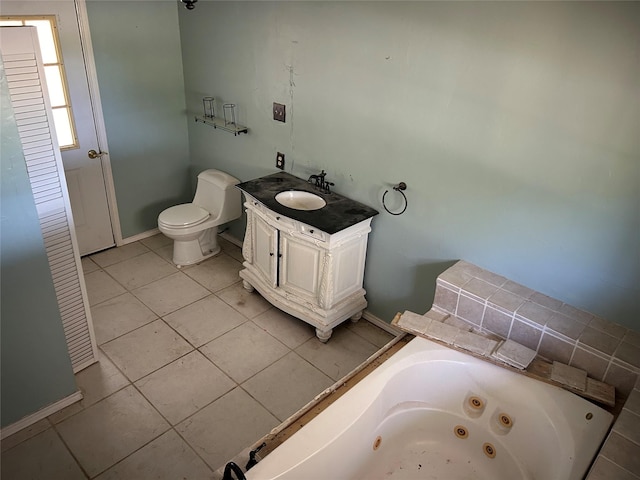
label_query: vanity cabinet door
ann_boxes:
[252,213,278,288]
[279,232,323,301]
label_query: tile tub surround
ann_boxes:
[587,377,640,480]
[433,261,640,478]
[433,261,640,400]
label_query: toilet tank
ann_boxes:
[193,169,242,223]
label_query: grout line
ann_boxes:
[88,242,151,269]
[59,239,398,477]
[505,311,516,339]
[567,340,578,366]
[619,407,640,420]
[50,422,91,479]
[83,345,210,477]
[596,454,640,479]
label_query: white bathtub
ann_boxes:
[247,336,613,480]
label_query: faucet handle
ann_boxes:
[324,181,334,194]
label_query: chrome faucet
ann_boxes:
[307,170,334,194]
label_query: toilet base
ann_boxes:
[171,227,220,267]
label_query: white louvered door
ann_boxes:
[1,26,98,372]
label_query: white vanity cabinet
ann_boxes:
[240,194,373,342]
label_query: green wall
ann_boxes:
[0,58,77,428]
[86,0,192,238]
[178,2,640,329]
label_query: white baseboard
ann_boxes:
[120,228,161,245]
[122,229,241,248]
[362,310,402,335]
[1,391,83,440]
[219,231,243,248]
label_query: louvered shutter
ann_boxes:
[2,26,97,372]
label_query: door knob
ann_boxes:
[87,149,107,159]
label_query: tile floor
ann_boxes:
[1,234,395,479]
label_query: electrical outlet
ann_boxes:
[273,102,286,122]
[276,152,285,170]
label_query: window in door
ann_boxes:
[1,15,78,150]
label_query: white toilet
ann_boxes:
[158,169,242,267]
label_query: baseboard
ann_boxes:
[362,310,402,335]
[120,228,161,245]
[1,391,83,440]
[219,231,243,248]
[122,229,241,248]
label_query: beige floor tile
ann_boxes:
[81,256,100,274]
[132,272,210,316]
[200,322,289,383]
[215,282,272,319]
[346,320,396,348]
[84,270,126,306]
[218,236,244,263]
[19,234,405,479]
[56,386,169,477]
[1,428,85,480]
[154,244,174,264]
[101,319,193,381]
[95,429,212,480]
[92,351,136,399]
[91,292,158,344]
[1,419,51,453]
[183,254,242,292]
[105,251,177,290]
[49,351,130,424]
[252,308,315,349]
[243,352,333,421]
[164,295,248,347]
[177,388,279,471]
[296,325,379,380]
[139,233,173,251]
[135,351,235,425]
[90,242,150,268]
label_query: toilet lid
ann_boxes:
[159,204,209,227]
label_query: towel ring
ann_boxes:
[382,182,408,215]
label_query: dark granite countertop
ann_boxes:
[236,172,378,234]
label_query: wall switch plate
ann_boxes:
[276,152,285,170]
[273,103,286,122]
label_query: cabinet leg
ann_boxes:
[315,328,332,343]
[350,311,363,323]
[242,280,254,293]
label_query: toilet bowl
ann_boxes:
[158,169,242,267]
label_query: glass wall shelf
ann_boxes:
[194,115,248,135]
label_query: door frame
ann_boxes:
[74,0,122,246]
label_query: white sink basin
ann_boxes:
[275,190,326,211]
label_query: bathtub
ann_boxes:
[247,336,613,480]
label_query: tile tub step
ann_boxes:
[393,310,615,407]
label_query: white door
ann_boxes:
[1,1,116,255]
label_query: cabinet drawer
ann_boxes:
[248,201,294,230]
[269,212,296,230]
[299,224,328,242]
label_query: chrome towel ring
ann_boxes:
[382,182,408,215]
